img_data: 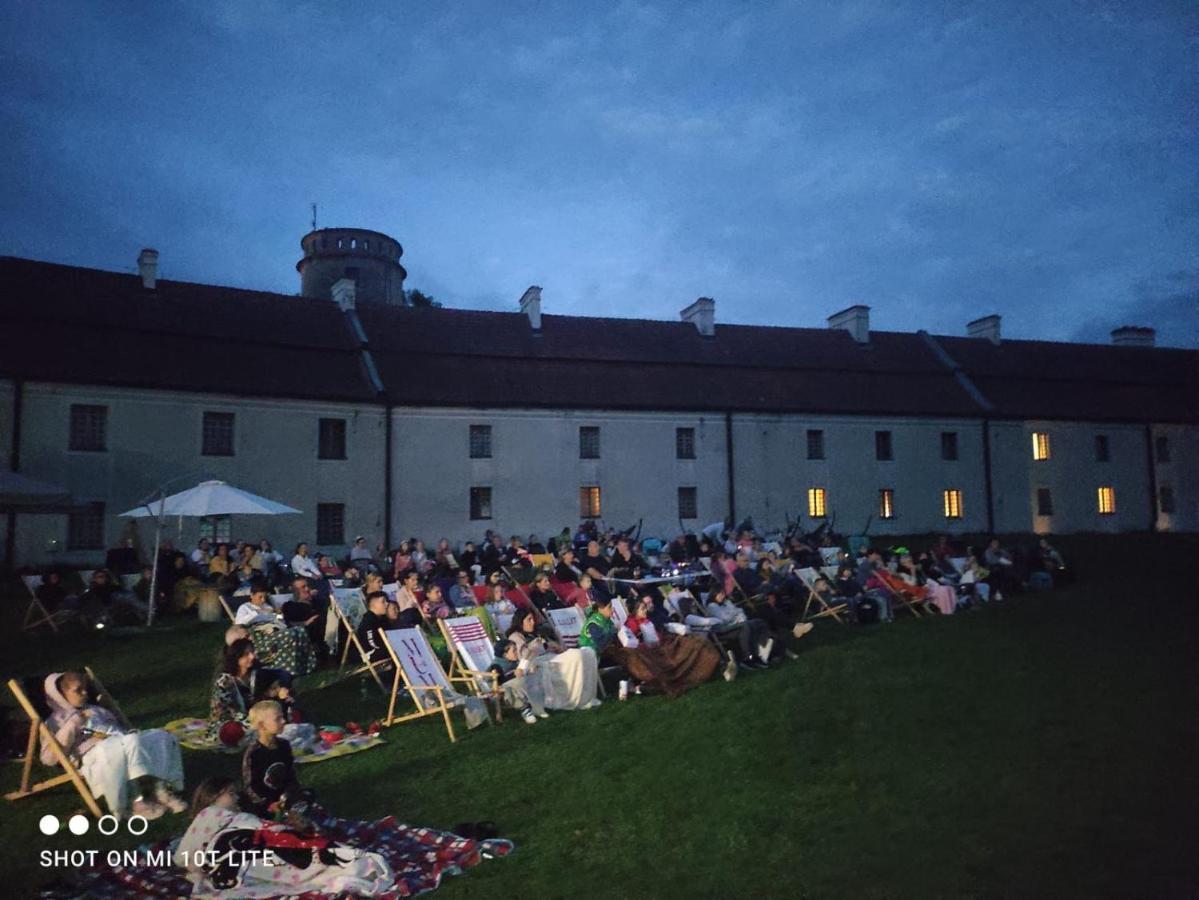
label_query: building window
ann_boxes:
[469,487,492,520]
[579,426,600,459]
[676,427,696,460]
[318,418,346,460]
[943,489,963,519]
[1155,435,1171,463]
[199,515,232,543]
[579,485,602,518]
[941,432,959,461]
[1036,488,1054,516]
[68,404,107,452]
[67,502,105,550]
[806,429,825,460]
[1032,432,1051,461]
[1159,485,1176,514]
[202,412,235,456]
[469,424,492,459]
[878,489,895,519]
[1094,434,1110,462]
[678,486,697,519]
[875,430,893,461]
[1097,486,1116,515]
[807,487,827,518]
[316,503,345,544]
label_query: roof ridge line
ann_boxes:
[919,330,995,413]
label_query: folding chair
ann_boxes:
[819,547,843,568]
[611,596,630,630]
[872,570,928,618]
[545,607,615,695]
[528,553,555,572]
[381,628,486,742]
[4,667,127,818]
[795,567,849,624]
[218,594,238,624]
[19,575,75,633]
[438,616,503,720]
[331,588,388,692]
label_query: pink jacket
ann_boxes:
[40,673,123,766]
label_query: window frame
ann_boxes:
[579,426,600,460]
[878,488,895,519]
[807,487,827,518]
[675,427,696,460]
[469,424,493,459]
[806,429,825,461]
[943,488,963,519]
[1032,431,1051,461]
[1036,487,1054,516]
[67,502,106,550]
[1097,486,1116,516]
[199,514,232,543]
[677,486,697,519]
[1094,434,1110,463]
[317,417,347,460]
[316,502,345,545]
[579,485,602,518]
[469,487,492,521]
[940,431,959,461]
[68,404,108,452]
[875,430,893,461]
[201,411,236,457]
[1158,485,1176,514]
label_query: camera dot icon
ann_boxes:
[68,814,90,836]
[38,814,60,836]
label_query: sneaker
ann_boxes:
[521,708,538,725]
[537,711,550,719]
[760,638,774,664]
[584,698,603,709]
[131,798,166,821]
[793,622,814,639]
[154,783,188,814]
[785,649,799,660]
[723,655,739,682]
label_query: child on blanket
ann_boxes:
[42,670,186,819]
[487,639,550,725]
[242,700,320,827]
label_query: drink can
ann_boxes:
[618,680,629,701]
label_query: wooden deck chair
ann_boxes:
[871,570,928,618]
[76,570,96,589]
[819,547,843,568]
[529,553,555,572]
[545,606,615,695]
[218,593,238,624]
[438,616,503,720]
[611,596,630,630]
[4,667,128,818]
[331,588,388,692]
[502,564,536,587]
[20,575,75,633]
[485,604,515,636]
[795,567,849,624]
[381,628,485,742]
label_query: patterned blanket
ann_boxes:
[38,815,514,898]
[163,718,384,763]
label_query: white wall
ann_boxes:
[1152,423,1199,533]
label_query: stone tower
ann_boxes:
[296,228,407,306]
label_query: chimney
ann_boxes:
[519,285,542,331]
[967,314,1001,345]
[1110,326,1155,347]
[680,297,715,337]
[331,277,357,311]
[827,304,870,344]
[137,248,158,290]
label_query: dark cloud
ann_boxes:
[1071,270,1199,349]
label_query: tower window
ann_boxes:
[202,412,235,457]
[676,427,696,460]
[470,425,492,459]
[579,427,600,459]
[678,487,697,519]
[470,487,492,520]
[1094,434,1110,462]
[69,404,108,452]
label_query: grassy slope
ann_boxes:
[1,533,1195,899]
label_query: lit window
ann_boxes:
[316,503,345,545]
[199,515,232,543]
[807,487,827,518]
[878,489,895,519]
[579,427,600,459]
[806,429,825,460]
[678,486,697,519]
[469,425,492,459]
[1097,486,1115,515]
[943,489,963,519]
[1032,432,1051,461]
[1036,488,1053,516]
[470,487,492,520]
[580,486,602,518]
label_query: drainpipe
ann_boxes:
[724,411,736,524]
[1144,425,1158,533]
[982,418,995,534]
[5,377,24,565]
[384,402,393,552]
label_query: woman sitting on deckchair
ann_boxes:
[506,609,601,710]
[620,594,726,696]
[897,552,956,615]
[233,581,317,677]
[42,670,186,820]
[208,637,299,746]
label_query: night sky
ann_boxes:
[2,1,1195,346]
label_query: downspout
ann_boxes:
[1144,425,1158,533]
[982,418,995,534]
[5,377,24,565]
[724,411,736,524]
[384,402,393,552]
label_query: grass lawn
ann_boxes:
[1,533,1196,898]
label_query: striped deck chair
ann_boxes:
[332,588,388,691]
[20,575,75,633]
[438,616,503,719]
[381,628,488,742]
[796,567,849,624]
[546,606,584,649]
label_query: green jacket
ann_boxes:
[579,609,616,654]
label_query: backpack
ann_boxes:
[855,594,880,625]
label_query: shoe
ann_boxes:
[537,712,550,719]
[154,784,187,814]
[785,649,799,660]
[521,708,538,725]
[367,720,382,735]
[793,622,814,639]
[995,592,1004,602]
[345,721,364,735]
[760,638,774,664]
[723,655,739,682]
[584,698,602,709]
[131,798,166,821]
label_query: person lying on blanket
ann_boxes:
[179,776,394,896]
[42,670,186,820]
[209,638,299,747]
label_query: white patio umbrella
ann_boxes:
[120,480,301,626]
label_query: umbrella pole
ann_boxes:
[147,502,163,628]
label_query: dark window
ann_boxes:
[1159,486,1176,514]
[1036,488,1054,516]
[318,418,346,460]
[469,487,492,520]
[875,430,893,461]
[806,429,825,460]
[469,425,492,459]
[202,412,235,456]
[580,485,601,518]
[579,426,600,459]
[1094,434,1110,462]
[678,486,697,519]
[941,431,959,461]
[1155,435,1171,463]
[67,502,105,550]
[199,515,232,543]
[676,427,696,460]
[316,503,345,545]
[879,489,895,519]
[69,404,107,452]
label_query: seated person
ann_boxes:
[608,538,645,579]
[236,581,317,677]
[235,582,282,626]
[391,570,425,628]
[355,591,393,665]
[241,701,317,822]
[208,543,233,581]
[78,568,146,625]
[602,595,725,697]
[287,577,330,659]
[580,540,611,592]
[449,570,478,610]
[566,573,595,611]
[484,582,517,622]
[897,553,956,615]
[982,537,1019,599]
[834,564,891,622]
[488,639,550,725]
[528,572,565,613]
[731,553,765,597]
[506,610,601,710]
[421,583,451,620]
[578,594,617,656]
[705,588,773,669]
[35,570,74,612]
[42,670,186,819]
[554,548,582,585]
[317,553,342,579]
[291,543,324,581]
[209,637,296,746]
[349,535,375,568]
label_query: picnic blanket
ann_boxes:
[38,814,514,899]
[163,718,384,763]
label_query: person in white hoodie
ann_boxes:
[41,670,186,819]
[704,588,773,670]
